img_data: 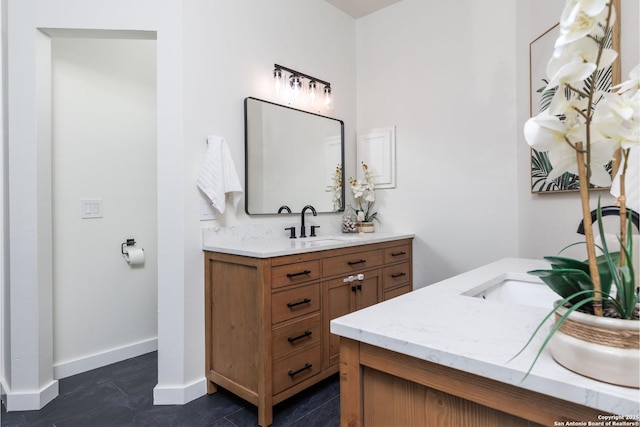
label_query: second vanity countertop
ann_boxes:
[202,231,415,258]
[330,257,640,416]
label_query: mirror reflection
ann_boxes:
[244,97,344,215]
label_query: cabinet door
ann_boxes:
[355,270,381,311]
[324,269,382,367]
[325,278,352,367]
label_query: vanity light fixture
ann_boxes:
[273,64,332,111]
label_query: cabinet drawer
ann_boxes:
[323,249,383,277]
[272,283,320,324]
[384,283,411,301]
[272,313,321,359]
[384,244,411,264]
[272,343,321,395]
[271,260,321,289]
[383,262,411,290]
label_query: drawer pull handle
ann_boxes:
[347,259,366,266]
[288,363,313,377]
[287,330,312,343]
[391,272,407,278]
[287,298,311,308]
[286,269,311,278]
[391,251,406,256]
[351,284,362,292]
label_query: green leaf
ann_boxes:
[528,268,593,304]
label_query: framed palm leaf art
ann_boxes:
[528,0,621,193]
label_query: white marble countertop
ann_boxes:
[330,257,640,416]
[202,231,414,258]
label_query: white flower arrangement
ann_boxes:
[523,0,638,318]
[348,162,378,223]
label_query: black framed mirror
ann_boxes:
[244,97,344,215]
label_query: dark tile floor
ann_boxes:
[1,352,340,427]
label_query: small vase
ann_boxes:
[357,222,375,233]
[549,301,639,388]
[342,204,357,233]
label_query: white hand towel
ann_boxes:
[197,135,243,214]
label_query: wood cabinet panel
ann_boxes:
[384,284,412,301]
[272,313,321,360]
[383,244,411,264]
[272,343,322,395]
[383,261,411,290]
[271,260,321,289]
[323,249,383,277]
[271,283,320,325]
[324,269,382,368]
[340,339,607,426]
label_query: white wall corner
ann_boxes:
[2,379,58,412]
[152,377,206,406]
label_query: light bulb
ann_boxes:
[290,75,302,100]
[309,80,317,105]
[324,85,333,110]
[273,68,283,98]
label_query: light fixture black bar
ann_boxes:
[274,64,331,88]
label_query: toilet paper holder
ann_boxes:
[121,238,137,254]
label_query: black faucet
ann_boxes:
[278,205,291,213]
[300,205,317,238]
[577,206,639,234]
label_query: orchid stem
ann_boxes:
[576,142,603,316]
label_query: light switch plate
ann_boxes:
[81,199,103,219]
[199,198,217,221]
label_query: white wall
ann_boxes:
[516,0,640,262]
[2,0,356,411]
[181,0,357,396]
[4,0,184,410]
[51,36,157,378]
[355,0,519,286]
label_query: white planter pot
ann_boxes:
[549,302,639,388]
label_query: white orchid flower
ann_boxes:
[598,92,636,122]
[560,0,607,27]
[524,111,569,151]
[546,138,616,186]
[612,64,640,94]
[546,57,596,89]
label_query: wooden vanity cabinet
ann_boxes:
[204,238,413,427]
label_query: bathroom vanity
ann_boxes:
[203,233,413,427]
[331,258,640,426]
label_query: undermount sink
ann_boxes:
[292,235,361,248]
[462,272,558,309]
[305,238,343,247]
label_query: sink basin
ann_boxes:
[463,272,558,309]
[306,238,343,247]
[291,235,361,248]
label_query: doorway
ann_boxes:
[50,34,158,379]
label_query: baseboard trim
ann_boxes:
[153,377,206,405]
[2,379,58,412]
[53,337,158,380]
